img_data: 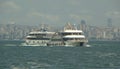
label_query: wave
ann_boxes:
[4,44,17,46]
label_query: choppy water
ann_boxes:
[0,40,120,69]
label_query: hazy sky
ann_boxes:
[0,0,120,27]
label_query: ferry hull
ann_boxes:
[21,43,47,46]
[21,41,86,47]
[65,41,86,46]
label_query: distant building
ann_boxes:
[107,18,112,27]
[80,20,87,32]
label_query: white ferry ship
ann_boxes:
[59,23,88,46]
[22,28,55,46]
[22,23,88,46]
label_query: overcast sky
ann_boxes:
[0,0,120,27]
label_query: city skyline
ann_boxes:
[0,22,120,40]
[0,0,120,27]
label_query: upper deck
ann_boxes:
[29,31,55,35]
[60,30,83,33]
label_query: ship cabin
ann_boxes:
[59,30,86,42]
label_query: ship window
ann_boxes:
[27,41,30,43]
[62,33,72,35]
[37,41,39,43]
[73,33,78,35]
[33,41,35,43]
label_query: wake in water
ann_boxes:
[84,44,91,47]
[10,61,51,69]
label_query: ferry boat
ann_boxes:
[22,28,55,46]
[59,29,87,46]
[22,23,88,46]
[59,23,88,46]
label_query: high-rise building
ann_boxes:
[107,18,112,27]
[80,20,87,32]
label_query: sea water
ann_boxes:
[0,40,120,69]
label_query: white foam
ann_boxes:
[85,44,91,47]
